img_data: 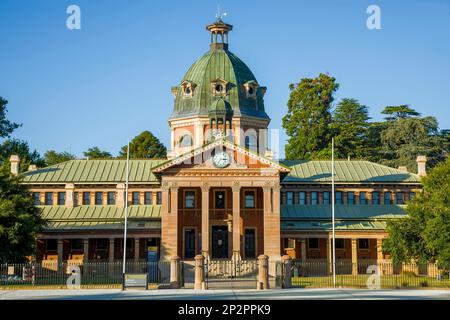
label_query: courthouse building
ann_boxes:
[14,19,424,267]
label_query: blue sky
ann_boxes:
[1,0,449,159]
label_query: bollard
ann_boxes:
[258,255,269,290]
[281,255,292,289]
[194,255,205,290]
[170,256,181,289]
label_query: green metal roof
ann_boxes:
[281,220,387,231]
[280,160,420,184]
[171,47,269,120]
[39,205,161,231]
[281,204,407,220]
[22,159,165,184]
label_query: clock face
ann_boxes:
[212,151,231,168]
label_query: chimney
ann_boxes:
[9,155,20,176]
[28,164,38,171]
[398,166,408,172]
[417,156,427,177]
[264,149,274,160]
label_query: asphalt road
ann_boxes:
[1,288,449,300]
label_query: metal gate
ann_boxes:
[205,259,258,289]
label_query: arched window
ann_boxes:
[179,134,193,147]
[244,135,257,150]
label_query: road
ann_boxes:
[1,288,449,300]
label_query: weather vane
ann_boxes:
[215,5,227,21]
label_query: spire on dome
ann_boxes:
[206,9,233,50]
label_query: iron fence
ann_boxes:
[288,260,450,289]
[205,259,259,289]
[0,260,172,289]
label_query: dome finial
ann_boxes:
[207,7,232,50]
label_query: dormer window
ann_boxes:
[181,81,196,98]
[211,78,228,97]
[243,80,259,99]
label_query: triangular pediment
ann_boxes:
[152,139,290,174]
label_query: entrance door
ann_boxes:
[184,228,196,258]
[211,226,229,258]
[244,229,256,258]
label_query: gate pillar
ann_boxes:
[281,255,292,288]
[258,255,269,290]
[170,256,181,289]
[194,254,205,290]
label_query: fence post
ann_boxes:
[194,255,205,290]
[170,256,180,289]
[258,254,269,290]
[281,255,292,288]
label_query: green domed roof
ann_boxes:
[170,35,269,121]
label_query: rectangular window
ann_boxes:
[311,192,318,205]
[71,239,82,251]
[347,191,355,205]
[46,239,57,251]
[286,192,294,205]
[358,239,369,250]
[132,192,140,205]
[33,192,40,205]
[372,192,380,205]
[323,192,330,205]
[184,229,196,259]
[107,192,115,205]
[396,192,404,204]
[409,192,415,200]
[45,192,53,205]
[57,192,66,205]
[335,191,343,204]
[74,192,78,206]
[335,239,345,250]
[215,191,226,209]
[359,192,367,205]
[185,191,195,208]
[95,192,103,205]
[244,191,255,208]
[308,238,319,250]
[144,192,152,205]
[156,192,162,205]
[299,192,306,205]
[83,192,90,205]
[384,192,392,205]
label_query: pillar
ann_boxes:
[83,239,89,263]
[116,183,125,208]
[327,237,333,275]
[351,238,358,275]
[109,238,115,262]
[377,238,383,262]
[300,239,307,262]
[258,254,269,290]
[134,238,140,261]
[263,184,281,258]
[161,182,178,259]
[170,256,181,288]
[232,182,241,261]
[57,239,64,265]
[65,184,75,208]
[201,183,210,259]
[194,122,203,148]
[281,255,292,289]
[194,254,205,290]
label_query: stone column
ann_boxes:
[263,183,281,258]
[161,182,178,259]
[201,183,210,259]
[258,254,269,290]
[194,255,205,290]
[134,238,140,261]
[83,239,89,263]
[57,239,64,265]
[300,239,307,262]
[376,238,383,262]
[65,184,75,208]
[170,256,181,289]
[109,238,115,262]
[327,237,332,275]
[232,182,241,261]
[116,183,125,208]
[194,122,203,148]
[281,255,292,289]
[351,238,358,275]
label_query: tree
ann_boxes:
[282,73,339,159]
[83,147,112,159]
[331,98,370,159]
[383,158,450,269]
[44,150,76,166]
[0,97,21,138]
[0,139,45,173]
[119,131,167,159]
[0,170,45,262]
[381,105,421,121]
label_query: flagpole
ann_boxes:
[332,137,336,287]
[122,139,130,283]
